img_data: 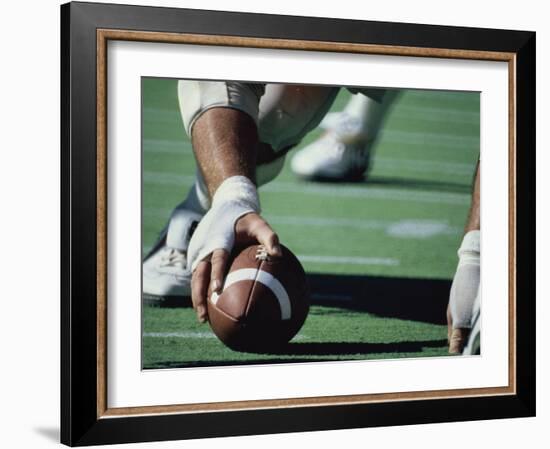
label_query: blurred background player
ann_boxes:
[290,91,397,181]
[295,93,480,354]
[143,82,480,355]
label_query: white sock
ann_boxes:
[180,171,211,215]
[340,91,397,140]
[343,93,372,120]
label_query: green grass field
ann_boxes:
[142,79,479,369]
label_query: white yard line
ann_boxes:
[266,215,388,230]
[142,127,478,156]
[260,182,470,205]
[142,107,182,123]
[143,171,470,206]
[143,331,310,340]
[393,104,478,125]
[143,171,196,185]
[266,216,461,237]
[374,157,475,176]
[143,331,216,339]
[297,255,399,266]
[143,138,193,155]
[141,243,399,267]
[141,140,476,177]
[143,208,461,237]
[377,129,478,150]
[144,99,478,127]
[404,90,479,104]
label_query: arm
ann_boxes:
[447,161,480,353]
[464,160,480,233]
[185,98,281,322]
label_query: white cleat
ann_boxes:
[143,205,202,303]
[290,112,374,181]
[143,246,191,297]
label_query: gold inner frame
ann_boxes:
[96,29,517,419]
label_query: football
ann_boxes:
[207,244,309,351]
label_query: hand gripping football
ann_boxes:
[207,244,310,351]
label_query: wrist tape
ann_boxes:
[187,176,260,272]
[449,230,480,329]
[457,230,480,267]
[211,175,260,211]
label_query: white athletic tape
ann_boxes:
[457,230,480,268]
[212,268,292,320]
[450,230,481,329]
[187,176,261,272]
[211,176,260,210]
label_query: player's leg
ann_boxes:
[258,84,339,154]
[447,161,480,354]
[290,89,397,181]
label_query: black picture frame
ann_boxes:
[61,1,535,446]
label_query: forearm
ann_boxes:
[177,80,265,198]
[186,107,281,318]
[447,160,481,352]
[465,161,480,232]
[191,107,259,198]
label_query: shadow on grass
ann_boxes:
[144,358,335,369]
[301,174,472,194]
[363,176,472,194]
[144,274,451,325]
[307,273,451,325]
[143,339,449,369]
[254,339,448,356]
